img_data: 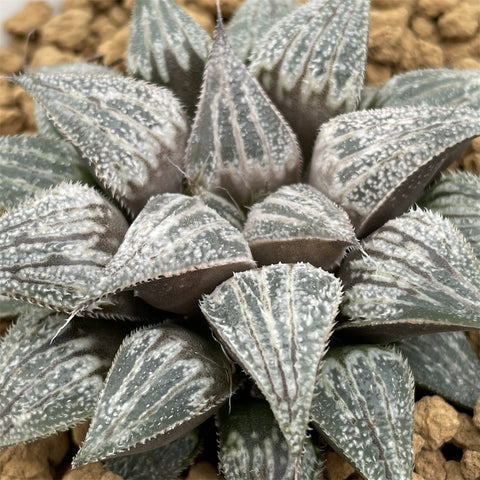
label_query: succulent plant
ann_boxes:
[1,0,480,479]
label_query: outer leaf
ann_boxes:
[15,72,189,217]
[198,188,246,231]
[0,183,128,312]
[420,171,480,259]
[249,0,370,154]
[308,106,480,237]
[398,332,480,410]
[311,346,414,480]
[127,0,211,115]
[185,20,301,207]
[0,135,86,209]
[79,193,255,315]
[339,208,480,342]
[217,396,323,480]
[0,295,39,320]
[105,429,201,480]
[0,309,128,447]
[74,324,236,466]
[361,68,480,110]
[226,0,297,63]
[243,183,358,269]
[200,263,342,456]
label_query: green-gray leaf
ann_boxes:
[243,183,358,269]
[79,193,255,315]
[127,0,211,115]
[0,135,86,210]
[218,396,323,480]
[309,106,480,237]
[249,0,370,155]
[311,345,414,480]
[420,171,480,259]
[198,188,246,231]
[226,0,297,63]
[105,429,201,480]
[398,332,480,410]
[0,309,127,448]
[361,68,480,110]
[0,182,128,312]
[74,323,236,466]
[185,20,301,207]
[201,263,342,456]
[339,208,480,342]
[15,72,189,217]
[0,295,35,320]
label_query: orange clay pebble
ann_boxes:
[324,450,355,480]
[0,47,23,74]
[461,450,480,480]
[416,0,460,18]
[62,462,123,480]
[453,413,480,451]
[97,25,129,67]
[3,1,52,37]
[438,3,479,40]
[445,460,465,480]
[415,449,447,480]
[29,45,79,68]
[0,108,25,135]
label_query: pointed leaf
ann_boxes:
[127,0,211,115]
[0,309,128,447]
[0,182,128,312]
[218,396,323,480]
[105,429,201,480]
[80,193,255,315]
[15,72,189,217]
[243,183,358,269]
[339,208,480,342]
[309,106,480,237]
[226,0,297,63]
[200,263,342,456]
[420,171,480,259]
[74,323,236,465]
[398,332,480,410]
[198,188,246,231]
[0,135,87,209]
[185,21,301,207]
[0,295,35,320]
[361,68,480,110]
[249,0,370,154]
[311,345,414,480]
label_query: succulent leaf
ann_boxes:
[243,183,358,269]
[15,72,189,217]
[74,323,236,466]
[420,171,480,259]
[201,263,342,456]
[226,0,297,63]
[79,193,255,315]
[309,106,480,237]
[105,428,201,480]
[185,20,301,207]
[127,0,211,115]
[249,0,370,155]
[311,345,414,480]
[217,396,323,480]
[398,332,480,410]
[339,208,480,342]
[0,309,127,447]
[0,183,128,312]
[0,135,86,210]
[0,295,35,320]
[198,188,246,231]
[361,68,480,110]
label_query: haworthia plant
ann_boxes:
[0,183,128,312]
[361,68,480,110]
[185,19,301,206]
[201,263,342,456]
[309,106,480,236]
[311,346,414,480]
[74,323,236,465]
[15,72,189,217]
[398,332,480,410]
[3,0,480,478]
[249,0,370,154]
[0,135,86,209]
[243,183,358,269]
[0,309,129,447]
[420,171,480,259]
[127,0,211,115]
[78,193,255,315]
[339,208,480,342]
[217,396,323,480]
